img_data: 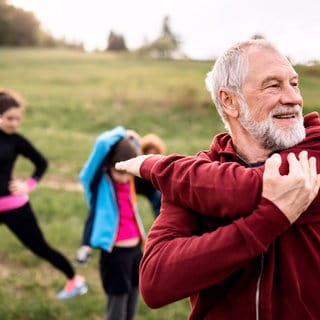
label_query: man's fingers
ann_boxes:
[115,160,128,171]
[297,150,310,178]
[308,156,320,200]
[115,154,152,177]
[317,174,320,190]
[264,153,281,178]
[287,152,302,173]
[115,158,141,176]
[309,156,317,174]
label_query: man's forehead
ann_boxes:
[246,47,297,81]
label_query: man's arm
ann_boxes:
[116,151,320,221]
[140,198,289,308]
[139,152,320,308]
[116,154,263,219]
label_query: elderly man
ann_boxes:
[116,40,320,319]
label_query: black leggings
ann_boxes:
[0,202,74,279]
[106,288,139,320]
[100,246,142,320]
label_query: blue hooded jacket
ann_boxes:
[79,126,145,251]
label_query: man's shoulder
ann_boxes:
[304,111,320,127]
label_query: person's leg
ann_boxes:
[4,203,87,299]
[106,294,128,320]
[5,203,74,278]
[126,246,143,320]
[126,287,139,320]
[100,247,140,320]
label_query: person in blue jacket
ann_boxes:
[77,127,145,320]
[76,128,164,263]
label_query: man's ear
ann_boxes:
[218,88,240,118]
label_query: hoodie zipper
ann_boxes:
[255,254,264,320]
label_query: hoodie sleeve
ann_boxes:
[140,154,263,220]
[140,196,290,308]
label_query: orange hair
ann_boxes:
[140,133,166,155]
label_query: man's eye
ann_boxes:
[267,83,279,88]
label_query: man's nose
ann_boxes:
[280,85,303,106]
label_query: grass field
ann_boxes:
[0,48,320,319]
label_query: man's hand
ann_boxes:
[115,154,153,177]
[262,151,320,223]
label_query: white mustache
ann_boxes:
[270,105,302,117]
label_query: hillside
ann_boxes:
[0,48,320,320]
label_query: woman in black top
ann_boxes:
[0,89,87,299]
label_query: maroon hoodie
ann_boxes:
[139,112,320,320]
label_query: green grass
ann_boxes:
[1,48,320,319]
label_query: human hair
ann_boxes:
[205,39,280,131]
[104,137,138,169]
[0,89,24,115]
[141,133,166,155]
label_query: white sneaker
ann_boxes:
[76,246,91,264]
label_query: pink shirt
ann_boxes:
[114,181,141,242]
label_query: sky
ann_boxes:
[8,0,320,63]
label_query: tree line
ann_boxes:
[0,0,83,49]
[0,1,181,58]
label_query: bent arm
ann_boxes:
[140,151,320,308]
[18,135,48,181]
[141,154,263,219]
[140,197,290,308]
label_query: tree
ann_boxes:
[0,3,40,46]
[0,1,81,49]
[10,7,40,46]
[161,16,179,48]
[0,2,12,45]
[251,33,265,40]
[137,15,181,58]
[106,30,127,51]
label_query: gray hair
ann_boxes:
[205,39,279,131]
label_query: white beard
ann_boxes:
[238,102,305,151]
